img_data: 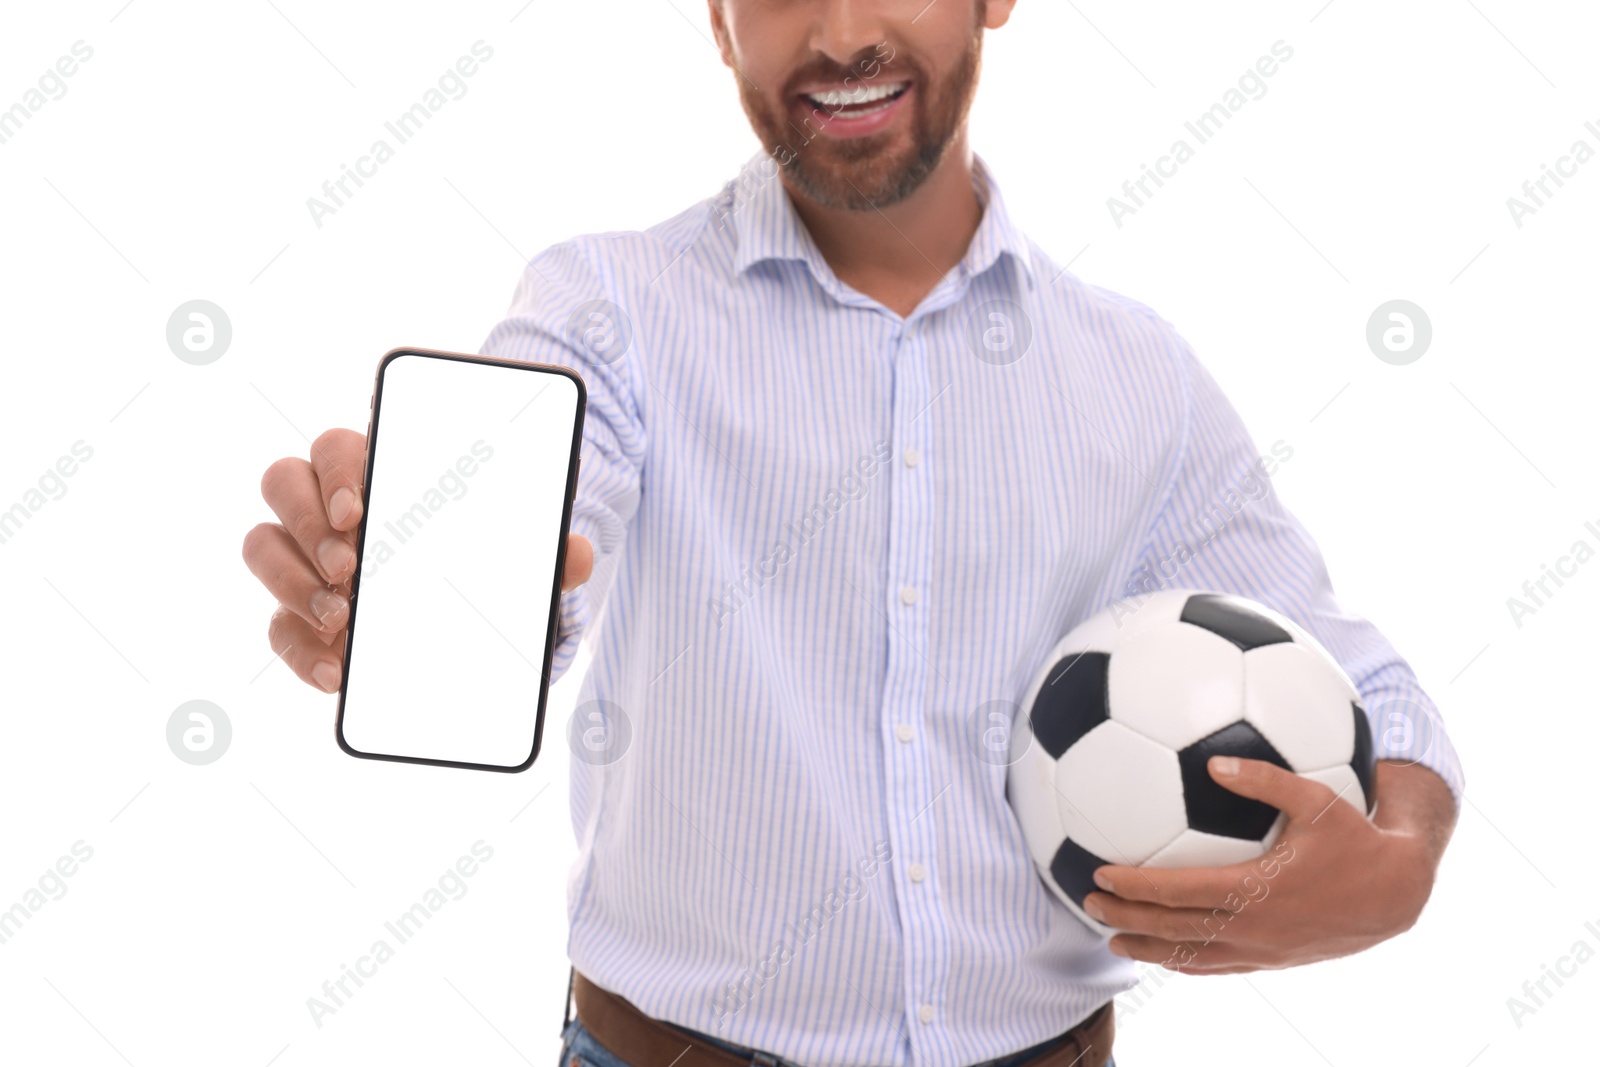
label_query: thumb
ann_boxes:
[1208,756,1335,822]
[562,533,594,591]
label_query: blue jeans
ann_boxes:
[557,1017,1115,1067]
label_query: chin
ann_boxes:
[788,146,929,209]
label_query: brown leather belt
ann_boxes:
[571,970,1114,1067]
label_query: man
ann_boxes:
[243,2,1464,1066]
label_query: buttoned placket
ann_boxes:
[876,268,975,1060]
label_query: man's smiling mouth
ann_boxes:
[800,79,911,117]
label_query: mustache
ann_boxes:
[784,41,902,95]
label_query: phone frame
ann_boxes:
[334,346,587,773]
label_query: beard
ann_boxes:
[734,22,984,210]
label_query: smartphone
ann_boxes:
[335,347,586,772]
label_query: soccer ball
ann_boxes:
[1006,588,1377,935]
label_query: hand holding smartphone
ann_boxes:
[244,347,587,772]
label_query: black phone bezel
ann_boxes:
[333,346,587,773]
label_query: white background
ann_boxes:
[0,1,1595,1065]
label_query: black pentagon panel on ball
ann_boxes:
[1049,835,1113,910]
[1179,593,1294,652]
[1028,651,1111,760]
[1178,721,1293,839]
[1351,701,1378,814]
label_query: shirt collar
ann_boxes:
[727,150,1036,295]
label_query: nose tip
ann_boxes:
[808,2,892,71]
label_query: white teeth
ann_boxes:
[806,81,908,108]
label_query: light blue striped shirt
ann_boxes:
[481,150,1464,1067]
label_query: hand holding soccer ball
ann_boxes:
[1006,589,1378,937]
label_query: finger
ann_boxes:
[1208,756,1339,822]
[1110,935,1263,974]
[260,457,356,585]
[268,606,346,693]
[1160,942,1279,975]
[308,428,367,532]
[563,533,593,591]
[1184,962,1266,976]
[243,522,351,635]
[1092,863,1240,910]
[1107,933,1204,968]
[1085,891,1246,944]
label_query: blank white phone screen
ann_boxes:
[339,353,580,770]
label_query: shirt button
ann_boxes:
[895,723,914,744]
[909,862,927,883]
[900,586,918,606]
[918,1004,935,1024]
[903,448,921,468]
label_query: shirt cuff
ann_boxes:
[1357,670,1467,811]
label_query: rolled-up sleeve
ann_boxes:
[479,241,647,685]
[1123,333,1466,808]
